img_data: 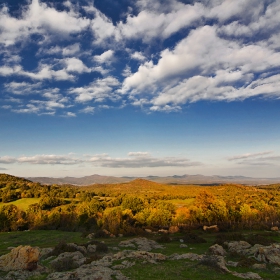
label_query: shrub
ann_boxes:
[51,257,79,272]
[96,242,108,253]
[47,241,77,257]
[183,232,207,243]
[156,234,172,243]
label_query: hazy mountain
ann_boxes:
[27,174,280,186]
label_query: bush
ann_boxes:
[51,257,79,272]
[214,233,244,246]
[94,230,109,238]
[156,234,172,243]
[96,242,108,253]
[183,232,207,243]
[246,234,274,246]
[47,241,77,257]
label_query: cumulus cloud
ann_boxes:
[0,0,90,46]
[69,76,120,103]
[94,50,114,64]
[121,25,280,109]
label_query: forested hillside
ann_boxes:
[1,173,280,234]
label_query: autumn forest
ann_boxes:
[1,174,280,234]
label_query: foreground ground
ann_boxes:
[1,229,280,280]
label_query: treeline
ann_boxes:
[1,174,280,234]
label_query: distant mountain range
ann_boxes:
[27,174,280,186]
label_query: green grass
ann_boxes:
[0,198,40,211]
[0,230,87,256]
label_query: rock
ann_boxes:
[271,226,279,231]
[180,244,188,248]
[158,229,169,234]
[86,233,94,239]
[39,247,53,259]
[169,226,180,233]
[254,244,280,265]
[119,237,164,251]
[66,243,87,255]
[50,251,86,268]
[200,255,229,273]
[47,264,128,280]
[87,244,96,254]
[0,245,40,271]
[169,253,204,261]
[208,244,227,256]
[227,261,238,267]
[128,251,166,263]
[226,241,252,254]
[203,225,219,232]
[231,271,262,279]
[145,229,152,233]
[252,263,266,270]
[118,234,123,237]
[179,239,184,243]
[112,260,135,270]
[4,270,42,280]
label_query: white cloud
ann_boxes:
[94,50,114,64]
[0,152,201,168]
[69,76,120,103]
[89,152,201,168]
[80,106,95,114]
[120,25,280,109]
[5,81,42,95]
[228,151,273,161]
[131,51,146,61]
[63,57,91,73]
[227,151,280,167]
[0,65,22,76]
[0,0,90,46]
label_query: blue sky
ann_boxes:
[0,0,280,178]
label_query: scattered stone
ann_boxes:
[47,264,128,280]
[169,253,204,261]
[180,244,188,248]
[227,261,238,267]
[200,255,229,273]
[66,243,87,255]
[87,244,96,254]
[271,226,279,231]
[50,251,86,268]
[226,241,252,254]
[203,225,219,232]
[169,225,180,233]
[179,239,184,243]
[254,244,280,265]
[112,260,135,270]
[231,271,262,279]
[0,245,40,272]
[119,237,164,251]
[208,244,227,256]
[4,270,42,280]
[145,229,152,233]
[39,248,53,259]
[86,233,94,239]
[252,263,266,270]
[110,247,120,251]
[158,229,169,234]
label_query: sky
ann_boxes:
[0,0,280,178]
